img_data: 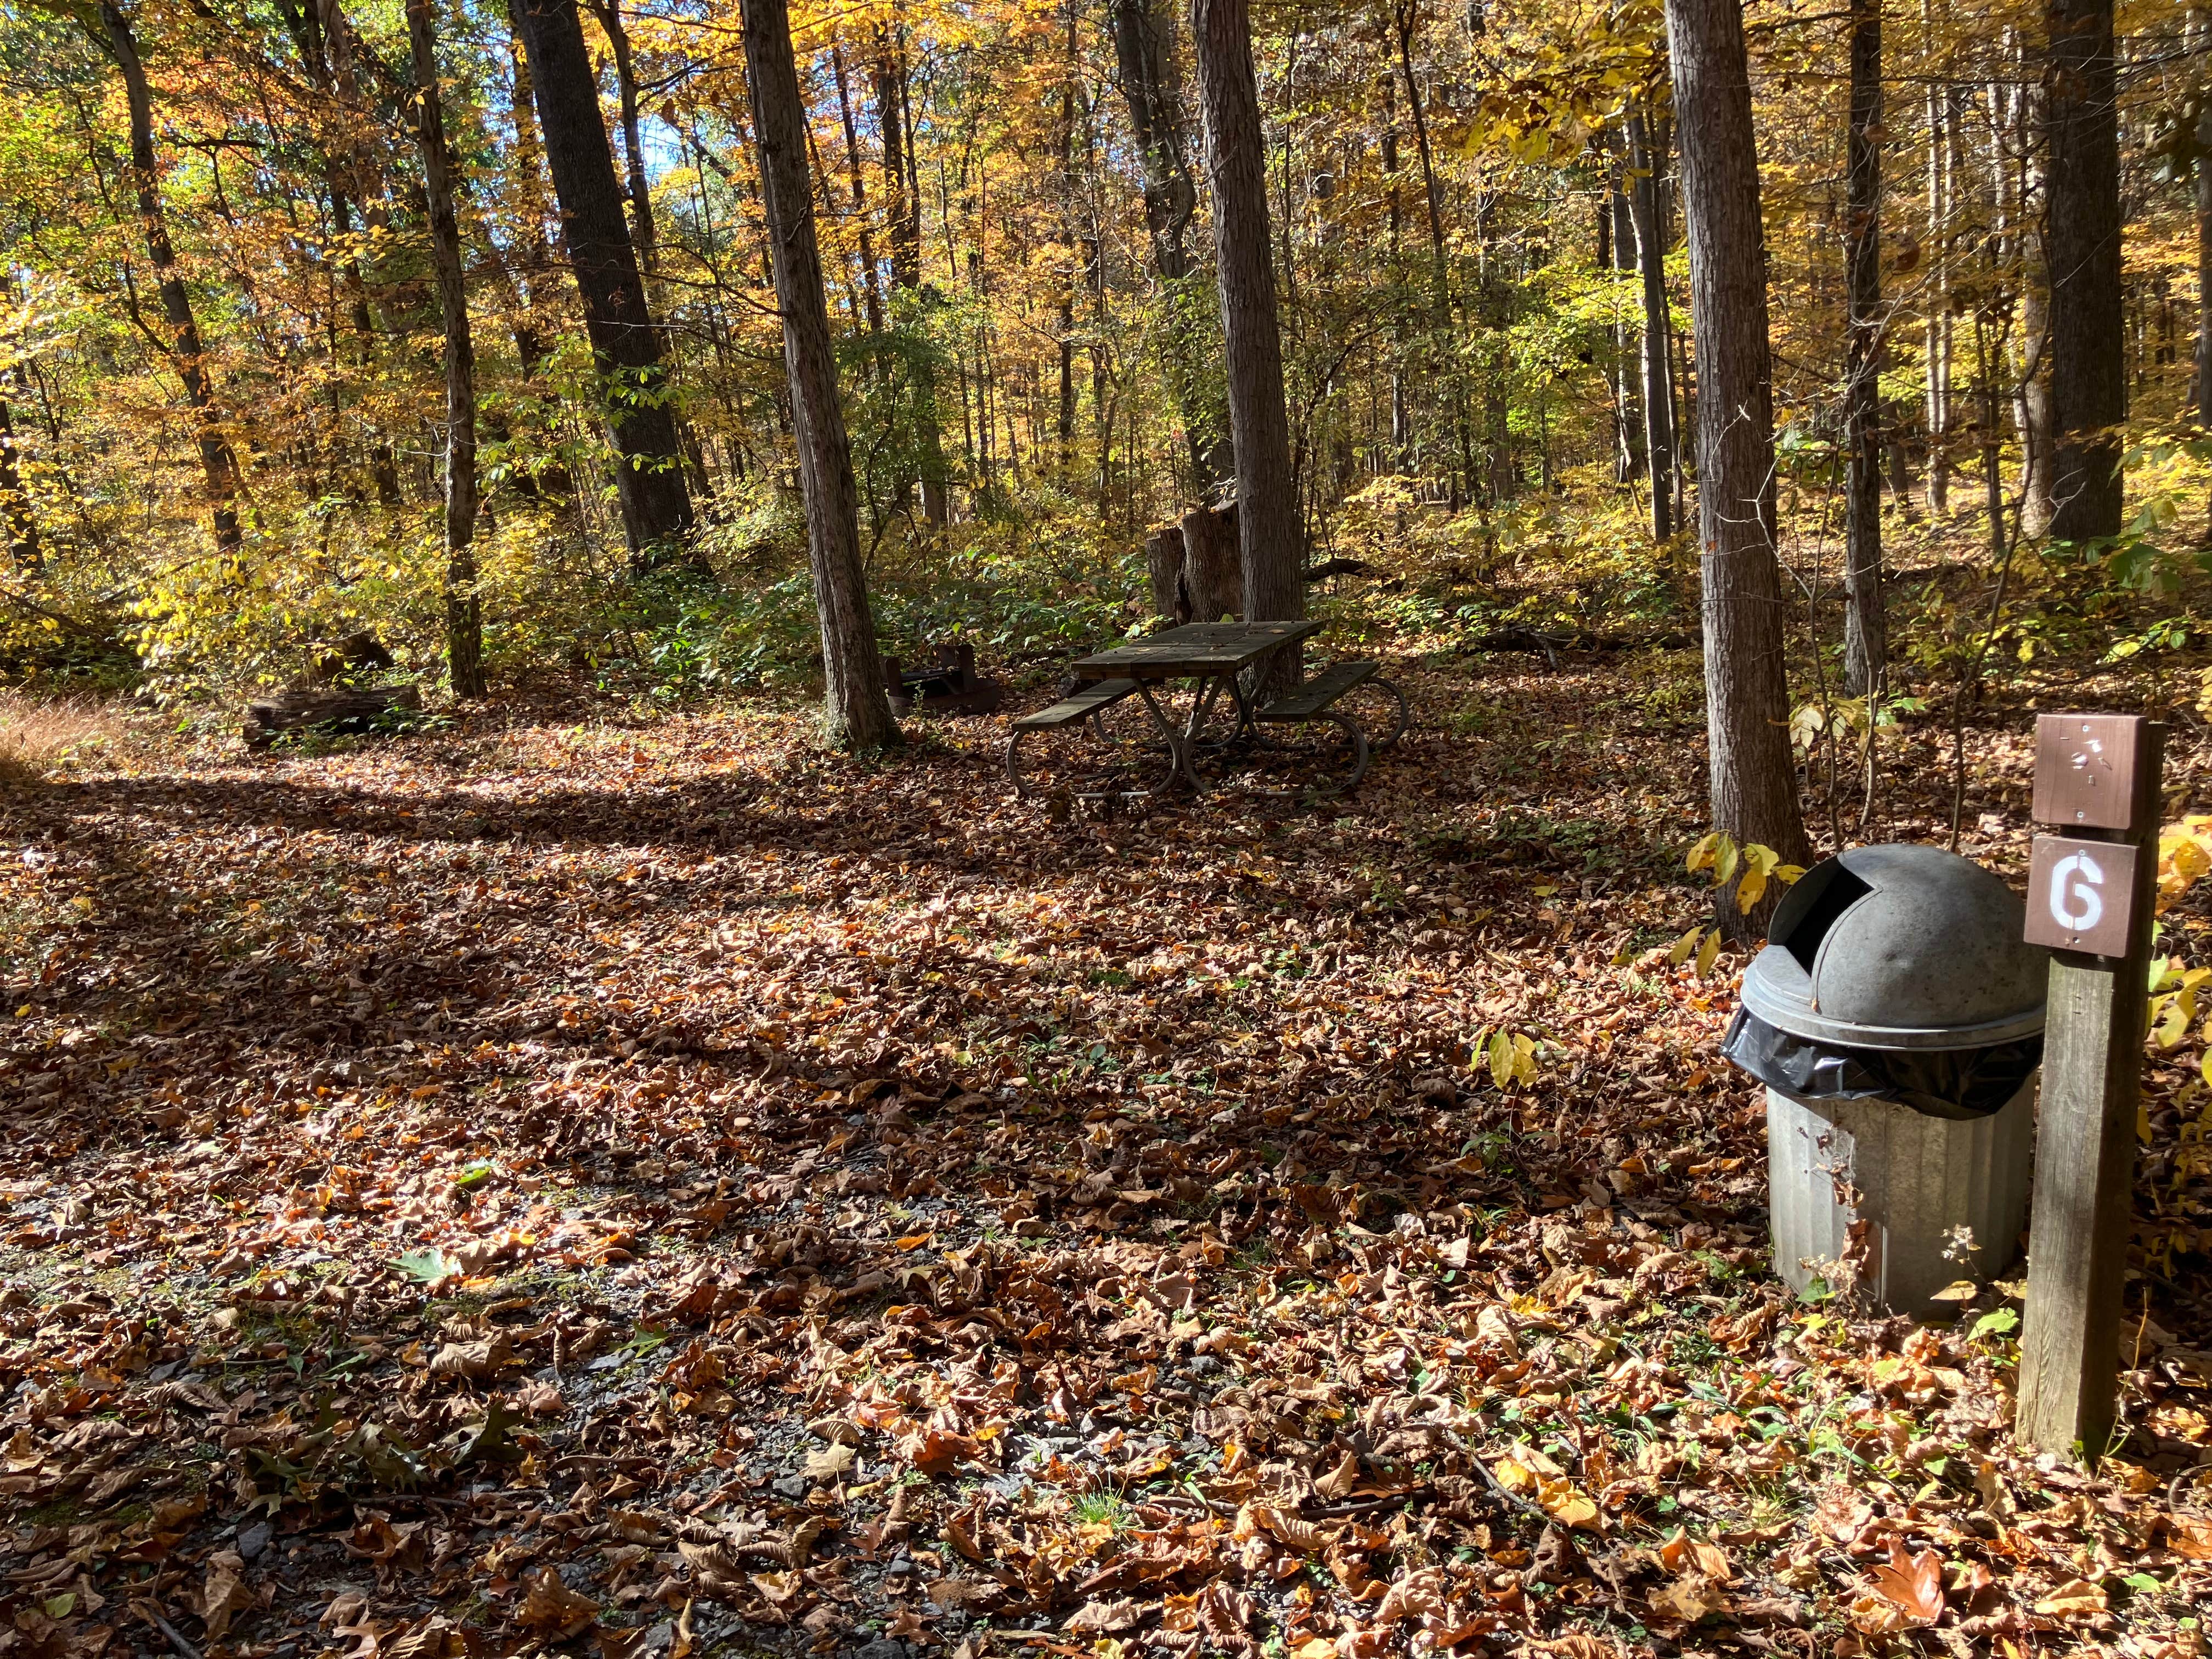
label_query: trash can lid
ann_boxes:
[1739,843,2046,1050]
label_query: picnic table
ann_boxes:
[1006,619,1406,802]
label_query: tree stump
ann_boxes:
[1179,500,1241,624]
[1146,522,1188,623]
[244,686,422,750]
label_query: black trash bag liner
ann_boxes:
[1721,1008,2041,1121]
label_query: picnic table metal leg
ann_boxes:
[1228,674,1257,740]
[1185,676,1222,744]
[1184,673,1257,751]
[1005,731,1035,798]
[1136,681,1206,794]
[1309,710,1371,797]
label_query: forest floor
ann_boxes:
[2,631,2211,1659]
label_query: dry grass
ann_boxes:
[0,690,129,785]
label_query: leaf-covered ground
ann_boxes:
[3,646,2210,1659]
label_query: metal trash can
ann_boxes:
[1720,844,2046,1319]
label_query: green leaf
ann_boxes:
[392,1246,460,1286]
[1970,1307,2019,1341]
[2124,1573,2162,1593]
[451,1400,522,1466]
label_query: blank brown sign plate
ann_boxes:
[2032,713,2143,830]
[2024,834,2138,956]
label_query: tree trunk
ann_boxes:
[829,47,885,340]
[277,0,402,506]
[1925,69,1954,514]
[512,0,695,565]
[1109,0,1230,488]
[1057,3,1080,470]
[1192,0,1304,682]
[742,0,899,750]
[1380,71,1413,468]
[1606,166,1645,483]
[408,0,484,698]
[498,2,577,503]
[2198,84,2212,429]
[99,2,245,555]
[1626,107,1677,541]
[0,394,37,570]
[585,0,657,281]
[2008,71,2057,534]
[504,0,557,373]
[1147,521,1187,620]
[1397,0,1482,504]
[1842,0,1887,696]
[1393,0,1448,314]
[874,31,949,528]
[1179,501,1241,623]
[1664,0,1811,927]
[2044,0,2124,540]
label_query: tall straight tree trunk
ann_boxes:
[1626,106,1677,540]
[1664,0,1811,927]
[874,30,949,528]
[1924,60,1954,514]
[1606,167,1645,483]
[1842,0,1887,695]
[1380,71,1413,468]
[2044,0,2124,540]
[742,0,899,751]
[1109,0,1229,488]
[276,0,400,505]
[2194,10,2212,427]
[504,1,557,374]
[1192,0,1304,674]
[1397,0,1480,504]
[829,48,885,340]
[0,394,37,569]
[99,3,244,555]
[2008,66,2057,533]
[513,0,695,564]
[1057,2,1080,470]
[586,0,657,280]
[408,0,483,697]
[310,0,405,505]
[2197,84,2212,428]
[1392,1,1448,313]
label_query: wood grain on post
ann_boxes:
[2018,721,2163,1460]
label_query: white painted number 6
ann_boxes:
[2049,850,2106,931]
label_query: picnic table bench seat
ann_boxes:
[1257,660,1407,748]
[1254,659,1380,723]
[1010,678,1140,730]
[1006,679,1165,802]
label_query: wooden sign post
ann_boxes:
[2017,714,2163,1460]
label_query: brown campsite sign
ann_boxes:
[2031,713,2145,830]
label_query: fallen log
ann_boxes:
[244,685,422,750]
[1462,627,1694,668]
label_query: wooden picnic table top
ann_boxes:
[1068,619,1324,681]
